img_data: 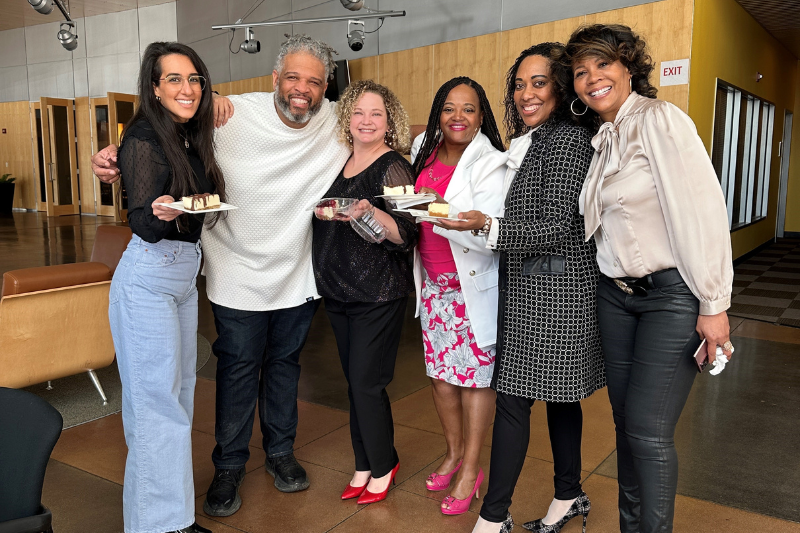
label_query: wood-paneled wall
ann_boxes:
[0,101,35,209]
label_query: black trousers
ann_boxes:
[597,275,699,533]
[324,296,407,478]
[480,391,583,522]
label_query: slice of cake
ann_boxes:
[428,202,449,217]
[404,185,415,195]
[383,185,405,195]
[182,193,221,211]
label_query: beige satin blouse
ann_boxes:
[579,92,733,315]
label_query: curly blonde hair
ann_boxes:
[335,80,411,154]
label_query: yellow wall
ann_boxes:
[689,0,798,257]
[0,101,35,210]
[786,61,800,233]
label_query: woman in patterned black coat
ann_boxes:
[441,43,605,533]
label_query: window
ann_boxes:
[711,81,775,230]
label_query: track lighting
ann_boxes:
[239,26,260,53]
[340,0,364,11]
[347,20,365,51]
[57,21,78,51]
[28,0,54,14]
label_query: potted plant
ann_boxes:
[0,174,16,213]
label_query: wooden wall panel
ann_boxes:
[349,55,379,84]
[0,101,35,210]
[214,75,273,97]
[433,33,503,116]
[74,97,96,215]
[378,46,435,126]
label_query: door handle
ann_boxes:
[49,162,56,182]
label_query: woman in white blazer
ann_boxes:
[409,77,507,516]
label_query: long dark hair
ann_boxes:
[503,42,573,142]
[124,41,226,228]
[412,77,505,178]
[562,24,657,130]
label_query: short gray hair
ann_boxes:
[274,34,338,80]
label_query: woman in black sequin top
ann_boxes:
[311,80,417,504]
[109,42,224,533]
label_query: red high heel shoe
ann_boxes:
[357,463,400,505]
[341,482,368,500]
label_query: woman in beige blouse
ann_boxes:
[562,24,734,533]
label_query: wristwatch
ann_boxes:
[472,215,492,236]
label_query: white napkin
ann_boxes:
[709,345,733,376]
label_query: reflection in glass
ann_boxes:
[52,105,72,206]
[35,109,46,203]
[95,105,113,206]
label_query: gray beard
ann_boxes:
[275,92,322,125]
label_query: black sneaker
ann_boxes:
[265,453,309,492]
[170,523,212,533]
[203,467,246,517]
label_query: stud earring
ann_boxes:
[570,98,588,116]
[156,95,161,102]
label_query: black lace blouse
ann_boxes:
[312,151,418,303]
[119,119,212,244]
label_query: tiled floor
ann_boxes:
[4,213,800,532]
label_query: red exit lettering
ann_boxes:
[663,66,683,76]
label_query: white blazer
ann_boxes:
[411,131,508,349]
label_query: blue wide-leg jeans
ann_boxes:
[109,234,202,533]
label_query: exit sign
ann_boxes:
[660,59,689,86]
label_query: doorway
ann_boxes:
[38,97,80,217]
[776,111,793,238]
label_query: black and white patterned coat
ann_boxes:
[492,117,605,402]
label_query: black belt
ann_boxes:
[613,268,684,296]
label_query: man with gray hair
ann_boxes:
[92,34,351,517]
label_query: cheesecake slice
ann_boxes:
[428,202,449,217]
[383,185,416,195]
[182,193,221,211]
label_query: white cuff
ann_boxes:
[486,217,500,249]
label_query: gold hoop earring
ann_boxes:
[571,98,588,116]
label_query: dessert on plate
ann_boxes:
[428,202,449,217]
[383,185,415,195]
[182,193,221,211]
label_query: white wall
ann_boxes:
[0,2,177,103]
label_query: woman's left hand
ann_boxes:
[152,195,181,221]
[696,311,732,363]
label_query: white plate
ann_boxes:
[396,208,466,223]
[376,193,435,201]
[155,201,238,213]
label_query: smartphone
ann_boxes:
[693,339,708,372]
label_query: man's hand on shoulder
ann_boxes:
[213,93,234,128]
[92,144,120,183]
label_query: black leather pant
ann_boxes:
[597,275,700,533]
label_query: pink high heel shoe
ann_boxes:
[441,468,484,515]
[426,459,462,492]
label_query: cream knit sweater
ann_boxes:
[202,92,351,311]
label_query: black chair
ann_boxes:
[0,387,63,533]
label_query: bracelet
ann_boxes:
[471,215,491,236]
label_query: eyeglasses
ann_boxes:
[158,75,206,91]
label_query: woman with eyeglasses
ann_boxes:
[108,42,225,533]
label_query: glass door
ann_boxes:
[30,102,47,212]
[90,97,115,217]
[107,92,137,222]
[39,97,80,216]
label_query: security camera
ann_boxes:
[340,0,364,11]
[57,21,78,51]
[28,0,54,14]
[239,27,260,54]
[347,20,365,52]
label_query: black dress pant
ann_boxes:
[597,275,699,533]
[480,391,583,523]
[324,296,407,478]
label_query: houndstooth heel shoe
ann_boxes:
[521,492,590,533]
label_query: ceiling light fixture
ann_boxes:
[239,26,260,53]
[340,0,365,10]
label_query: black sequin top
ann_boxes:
[119,119,212,244]
[312,151,418,303]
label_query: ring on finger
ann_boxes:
[722,340,734,352]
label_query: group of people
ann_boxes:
[93,23,734,533]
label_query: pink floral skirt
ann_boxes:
[420,272,496,388]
